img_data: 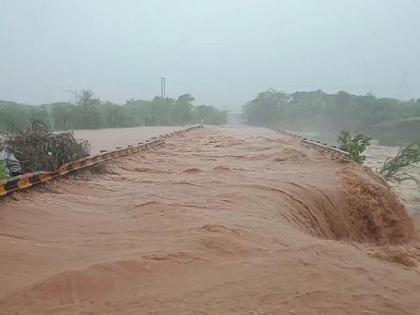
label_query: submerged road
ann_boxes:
[0,126,419,314]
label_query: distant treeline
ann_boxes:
[0,91,227,132]
[243,89,420,145]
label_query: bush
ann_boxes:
[3,121,90,173]
[379,144,420,183]
[337,130,372,163]
[0,160,7,180]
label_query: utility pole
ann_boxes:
[160,77,166,99]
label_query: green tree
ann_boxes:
[172,94,194,125]
[194,105,227,125]
[75,90,104,129]
[101,102,134,127]
[243,89,289,126]
[242,89,420,145]
[50,104,74,130]
[1,92,227,131]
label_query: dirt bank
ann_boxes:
[0,126,419,314]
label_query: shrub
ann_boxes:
[379,144,420,183]
[337,130,372,163]
[3,121,90,173]
[0,160,7,180]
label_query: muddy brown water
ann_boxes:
[1,126,419,314]
[292,131,419,217]
[365,143,420,216]
[74,126,419,216]
[73,126,183,154]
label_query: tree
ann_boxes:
[243,89,289,126]
[0,102,30,132]
[50,104,74,130]
[150,97,174,125]
[172,94,194,125]
[194,105,227,125]
[241,89,420,145]
[75,90,103,129]
[1,92,227,131]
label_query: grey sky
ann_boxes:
[1,0,419,109]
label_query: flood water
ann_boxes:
[73,126,420,216]
[73,126,182,154]
[3,126,418,314]
[365,143,420,216]
[290,130,419,216]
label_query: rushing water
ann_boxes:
[73,127,419,216]
[73,126,182,154]
[365,143,420,216]
[292,131,420,216]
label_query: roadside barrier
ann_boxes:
[301,138,351,160]
[275,128,351,161]
[0,125,203,198]
[275,129,303,141]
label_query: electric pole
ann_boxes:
[160,77,166,99]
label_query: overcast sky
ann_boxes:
[1,0,419,109]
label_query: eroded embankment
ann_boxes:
[0,126,419,315]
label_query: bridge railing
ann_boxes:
[274,128,351,161]
[0,125,203,198]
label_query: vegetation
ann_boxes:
[0,91,227,133]
[0,161,7,180]
[379,144,420,183]
[243,89,420,145]
[0,91,227,175]
[337,130,372,163]
[0,100,49,133]
[2,121,89,173]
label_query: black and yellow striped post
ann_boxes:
[0,125,203,198]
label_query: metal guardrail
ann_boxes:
[275,128,351,161]
[0,125,203,198]
[301,138,351,160]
